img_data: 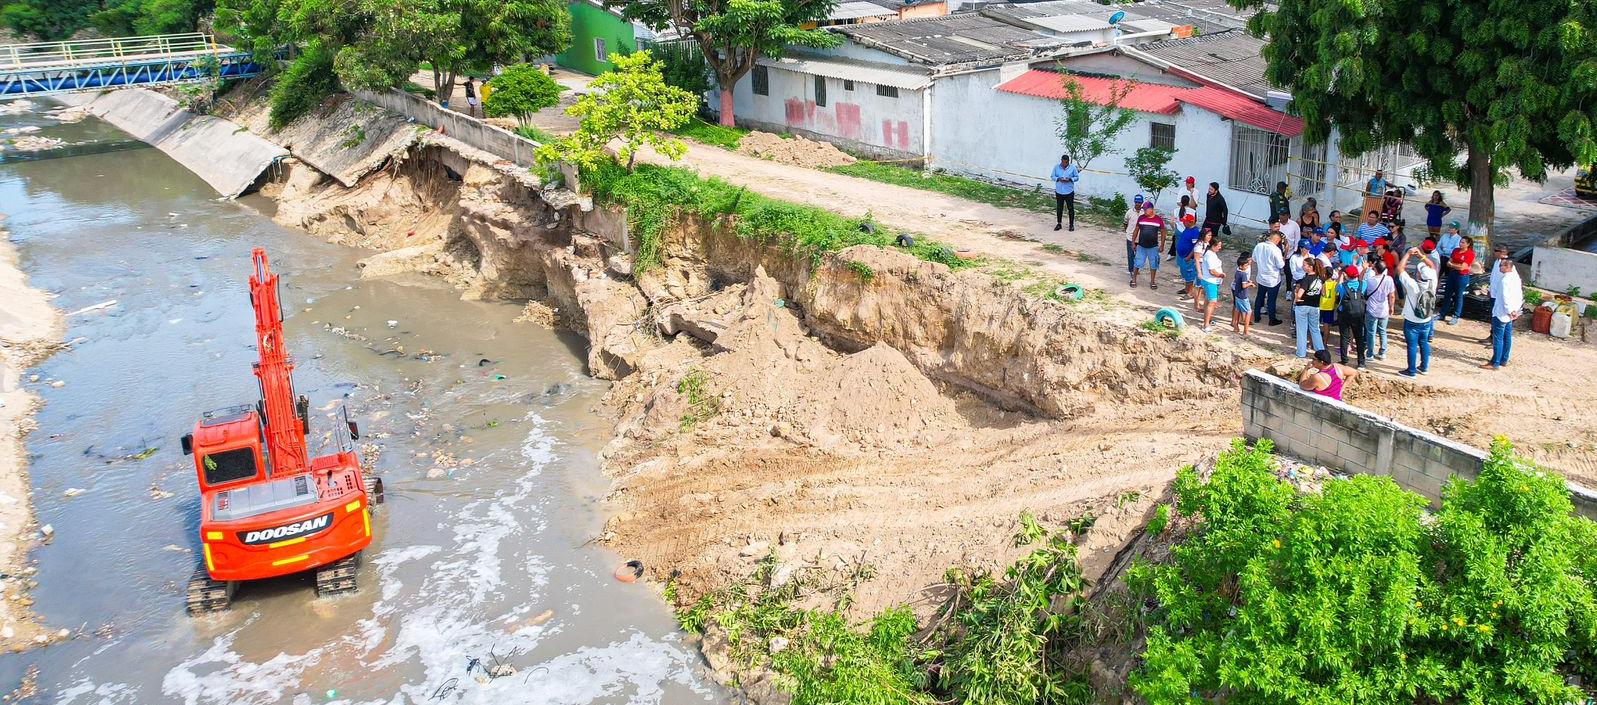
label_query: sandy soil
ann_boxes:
[637,143,1597,486]
[736,131,856,168]
[0,218,65,651]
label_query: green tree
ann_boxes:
[1125,146,1178,207]
[90,0,213,35]
[537,50,696,171]
[1130,439,1597,705]
[1053,76,1137,173]
[651,39,713,110]
[609,0,839,127]
[483,63,563,122]
[2,0,102,40]
[1231,0,1597,241]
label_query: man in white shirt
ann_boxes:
[1482,255,1522,370]
[1249,229,1286,326]
[1279,212,1302,256]
[1395,247,1439,377]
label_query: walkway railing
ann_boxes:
[355,88,546,169]
[1,33,218,70]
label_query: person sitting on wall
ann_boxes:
[1300,348,1357,401]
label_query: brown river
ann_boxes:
[0,101,727,704]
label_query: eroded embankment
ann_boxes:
[0,220,65,651]
[251,129,1267,621]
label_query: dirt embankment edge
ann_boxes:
[0,219,66,652]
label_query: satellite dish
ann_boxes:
[1108,10,1126,24]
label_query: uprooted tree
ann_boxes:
[1053,75,1137,173]
[1231,0,1597,242]
[609,0,840,127]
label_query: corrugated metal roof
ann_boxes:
[831,1,899,20]
[757,55,934,90]
[1133,29,1274,100]
[1028,15,1111,33]
[996,69,1304,135]
[833,13,1070,66]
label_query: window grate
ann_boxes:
[594,38,607,63]
[844,79,854,91]
[1228,123,1291,195]
[1150,122,1175,151]
[752,65,769,96]
[876,84,898,98]
[814,75,827,107]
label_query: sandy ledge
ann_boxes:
[0,216,66,651]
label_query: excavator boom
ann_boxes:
[248,248,309,476]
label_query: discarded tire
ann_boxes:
[1053,284,1085,302]
[1154,308,1185,330]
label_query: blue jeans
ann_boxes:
[1444,271,1469,319]
[1294,305,1324,357]
[1363,316,1389,358]
[1253,283,1280,323]
[1125,240,1135,274]
[1403,319,1434,373]
[1489,317,1514,366]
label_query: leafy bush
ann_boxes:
[651,40,714,106]
[536,50,695,170]
[672,117,749,149]
[484,64,564,122]
[269,45,339,131]
[1130,438,1597,705]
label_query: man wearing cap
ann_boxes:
[1336,265,1367,368]
[1288,239,1311,292]
[1131,202,1167,289]
[1482,252,1522,370]
[1437,222,1463,260]
[1396,246,1439,377]
[1051,154,1079,232]
[1201,182,1228,236]
[1250,227,1286,326]
[1123,194,1146,276]
[1174,214,1203,300]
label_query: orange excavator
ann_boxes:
[179,248,384,614]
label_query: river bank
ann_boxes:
[0,218,63,653]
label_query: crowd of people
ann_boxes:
[1103,174,1527,400]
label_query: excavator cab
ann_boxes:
[182,404,268,490]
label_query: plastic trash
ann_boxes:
[1154,308,1186,331]
[614,560,644,583]
[1053,284,1085,302]
[492,374,506,381]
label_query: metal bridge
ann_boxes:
[0,33,263,99]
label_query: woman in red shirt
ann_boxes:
[1442,235,1475,324]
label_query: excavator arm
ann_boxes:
[248,248,309,476]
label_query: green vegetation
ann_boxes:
[268,45,338,130]
[512,124,558,145]
[1128,438,1597,705]
[339,124,367,150]
[1124,146,1178,206]
[582,160,972,274]
[484,64,564,123]
[650,39,714,108]
[675,369,719,431]
[1054,74,1137,172]
[614,0,840,127]
[825,161,1124,229]
[1144,503,1169,535]
[400,81,436,99]
[1,0,209,40]
[536,50,696,171]
[672,117,749,150]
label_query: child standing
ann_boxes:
[1232,251,1255,336]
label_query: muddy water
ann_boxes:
[0,103,726,704]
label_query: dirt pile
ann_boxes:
[737,131,856,168]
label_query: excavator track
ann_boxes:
[314,554,360,597]
[185,568,235,615]
[364,475,385,506]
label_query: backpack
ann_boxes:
[1338,282,1366,318]
[1412,283,1437,319]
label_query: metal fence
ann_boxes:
[354,88,544,169]
[0,32,219,70]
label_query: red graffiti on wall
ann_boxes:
[836,103,862,140]
[896,121,910,150]
[784,99,805,128]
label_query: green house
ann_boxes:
[555,1,647,76]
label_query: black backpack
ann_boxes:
[1339,282,1367,318]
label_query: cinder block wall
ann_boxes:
[1241,370,1597,517]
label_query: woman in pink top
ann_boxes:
[1299,349,1357,401]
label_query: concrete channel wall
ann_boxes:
[66,89,286,198]
[354,89,544,169]
[1241,370,1597,518]
[1532,246,1597,298]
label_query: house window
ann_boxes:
[1228,123,1292,195]
[1296,138,1328,196]
[814,75,827,107]
[876,84,898,98]
[752,65,769,96]
[844,79,855,91]
[1150,122,1175,151]
[594,38,607,63]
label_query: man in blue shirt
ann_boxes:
[1354,210,1390,243]
[1051,154,1080,232]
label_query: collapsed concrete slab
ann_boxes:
[63,89,287,198]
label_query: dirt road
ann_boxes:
[639,142,1597,485]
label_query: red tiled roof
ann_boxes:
[995,69,1304,137]
[996,71,1185,115]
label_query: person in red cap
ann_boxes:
[1174,213,1203,300]
[1336,264,1368,367]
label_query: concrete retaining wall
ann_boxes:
[1532,246,1597,297]
[67,89,287,198]
[355,88,542,169]
[1241,370,1597,517]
